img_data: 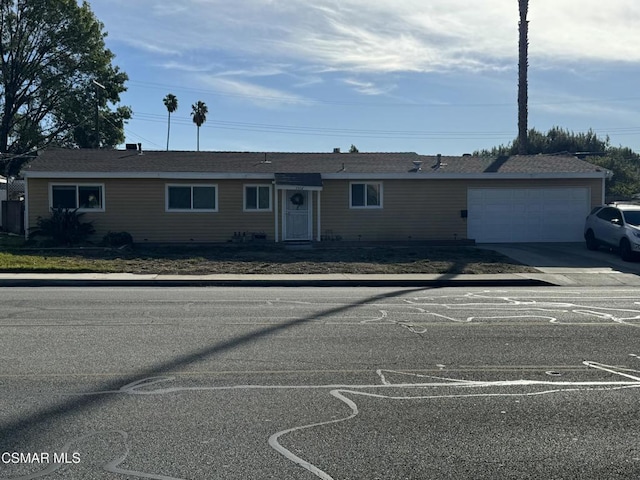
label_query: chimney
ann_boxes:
[333,147,341,154]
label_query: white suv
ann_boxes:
[584,203,640,261]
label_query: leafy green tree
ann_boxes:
[474,126,609,157]
[163,93,178,151]
[473,126,640,199]
[349,144,359,153]
[0,0,130,173]
[590,147,640,200]
[191,100,208,151]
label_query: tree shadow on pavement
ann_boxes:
[0,286,434,448]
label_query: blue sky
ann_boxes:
[87,0,640,155]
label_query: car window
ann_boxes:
[612,209,623,222]
[596,207,618,222]
[622,210,640,226]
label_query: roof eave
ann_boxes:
[23,171,608,180]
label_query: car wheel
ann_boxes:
[620,238,635,261]
[585,230,599,251]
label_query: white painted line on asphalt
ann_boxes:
[267,360,640,480]
[8,359,639,480]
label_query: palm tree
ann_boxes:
[517,0,529,155]
[163,93,178,151]
[191,100,208,151]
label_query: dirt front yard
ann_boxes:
[0,243,537,275]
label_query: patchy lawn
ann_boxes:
[0,244,537,275]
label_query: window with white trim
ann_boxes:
[166,184,217,211]
[244,185,272,211]
[350,182,382,208]
[50,184,104,211]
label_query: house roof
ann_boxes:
[22,148,609,179]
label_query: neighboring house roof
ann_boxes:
[22,148,609,179]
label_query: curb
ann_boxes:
[0,278,556,288]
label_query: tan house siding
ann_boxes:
[26,178,50,228]
[27,178,275,243]
[321,180,464,241]
[321,178,602,241]
[27,176,603,243]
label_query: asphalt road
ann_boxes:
[1,286,639,479]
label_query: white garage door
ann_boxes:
[467,188,590,243]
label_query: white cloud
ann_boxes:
[215,65,290,78]
[95,0,640,74]
[195,76,313,107]
[342,78,396,96]
[158,61,222,73]
[529,1,640,64]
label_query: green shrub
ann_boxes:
[102,231,133,247]
[32,208,95,246]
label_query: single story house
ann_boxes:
[21,147,609,244]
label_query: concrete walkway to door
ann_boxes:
[480,242,640,286]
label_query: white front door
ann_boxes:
[283,190,312,240]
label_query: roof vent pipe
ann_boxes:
[432,154,447,170]
[137,143,143,155]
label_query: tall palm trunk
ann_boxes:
[191,100,208,152]
[163,94,178,151]
[166,111,171,151]
[518,0,529,155]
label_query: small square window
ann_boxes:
[245,185,271,211]
[350,182,382,209]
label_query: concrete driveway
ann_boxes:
[481,242,640,286]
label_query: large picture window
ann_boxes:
[166,185,217,211]
[350,182,382,208]
[50,184,104,211]
[244,185,272,211]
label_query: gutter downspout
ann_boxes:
[23,176,29,240]
[274,184,279,243]
[317,190,321,242]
